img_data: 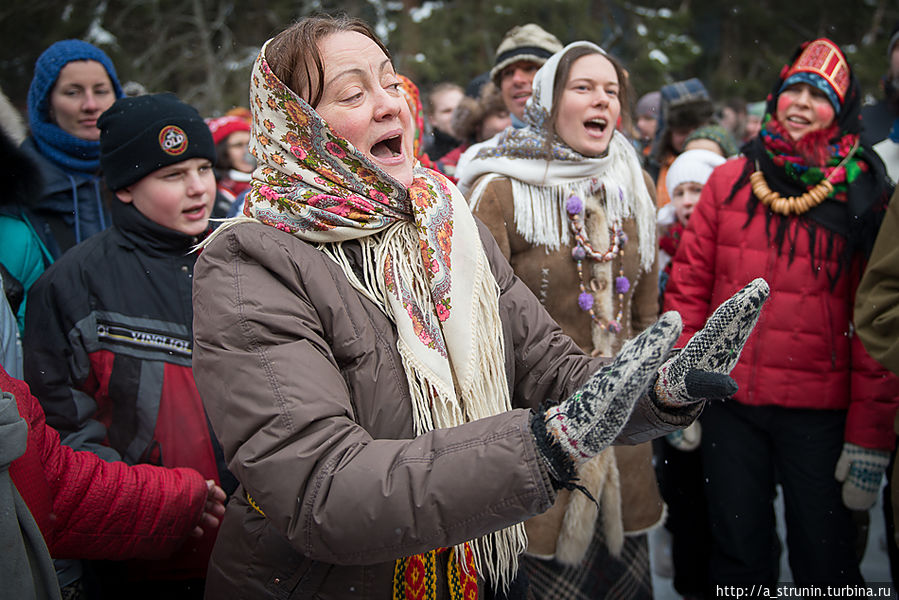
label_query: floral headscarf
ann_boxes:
[218,39,526,590]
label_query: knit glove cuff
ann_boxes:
[541,311,681,467]
[654,277,769,407]
[834,442,890,511]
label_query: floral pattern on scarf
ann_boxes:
[227,38,526,588]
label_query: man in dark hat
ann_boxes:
[490,23,563,127]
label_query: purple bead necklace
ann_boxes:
[565,194,630,335]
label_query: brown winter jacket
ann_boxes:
[192,219,698,600]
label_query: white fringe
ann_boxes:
[319,222,526,591]
[508,176,656,271]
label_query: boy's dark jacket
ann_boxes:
[23,199,235,581]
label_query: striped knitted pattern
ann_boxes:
[655,278,769,406]
[544,312,682,465]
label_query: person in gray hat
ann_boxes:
[490,23,563,126]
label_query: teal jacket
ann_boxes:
[0,132,54,334]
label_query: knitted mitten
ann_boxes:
[654,277,769,407]
[834,443,891,510]
[538,311,682,471]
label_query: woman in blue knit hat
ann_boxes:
[20,39,124,258]
[0,40,123,339]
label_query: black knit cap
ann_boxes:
[99,93,215,191]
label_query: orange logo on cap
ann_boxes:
[158,125,188,156]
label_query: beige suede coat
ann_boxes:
[191,219,693,599]
[471,174,665,561]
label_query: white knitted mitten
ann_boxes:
[541,311,682,467]
[654,278,769,407]
[834,442,890,510]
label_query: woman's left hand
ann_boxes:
[653,277,769,407]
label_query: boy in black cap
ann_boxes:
[23,93,234,599]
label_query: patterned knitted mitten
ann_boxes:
[834,443,891,510]
[654,277,769,407]
[540,311,682,468]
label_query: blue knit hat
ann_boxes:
[26,40,124,173]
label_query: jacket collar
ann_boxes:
[110,200,205,256]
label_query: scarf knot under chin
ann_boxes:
[207,39,526,591]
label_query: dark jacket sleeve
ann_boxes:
[22,251,119,461]
[3,366,208,560]
[855,187,899,376]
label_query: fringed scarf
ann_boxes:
[208,40,526,595]
[457,41,656,273]
[731,41,894,286]
[457,40,656,563]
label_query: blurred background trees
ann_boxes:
[2,0,897,118]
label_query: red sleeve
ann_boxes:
[4,366,209,560]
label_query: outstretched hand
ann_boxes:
[539,311,682,469]
[190,480,227,538]
[654,278,769,407]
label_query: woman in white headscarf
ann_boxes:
[460,42,664,599]
[190,16,765,600]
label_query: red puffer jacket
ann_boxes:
[664,157,899,451]
[3,365,209,559]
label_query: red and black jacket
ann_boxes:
[23,200,234,579]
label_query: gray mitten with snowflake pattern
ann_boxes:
[654,278,769,407]
[539,311,682,467]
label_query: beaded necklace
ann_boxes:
[565,194,630,335]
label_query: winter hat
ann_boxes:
[26,39,125,174]
[684,124,739,157]
[206,114,251,145]
[99,93,215,191]
[660,78,713,127]
[636,91,661,119]
[665,148,726,199]
[778,38,849,113]
[28,40,124,128]
[490,24,563,85]
[746,101,766,119]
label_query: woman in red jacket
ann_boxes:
[664,38,897,588]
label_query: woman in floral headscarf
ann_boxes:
[458,41,662,600]
[189,15,762,600]
[664,38,898,586]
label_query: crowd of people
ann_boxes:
[1,12,898,600]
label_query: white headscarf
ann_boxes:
[458,41,656,272]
